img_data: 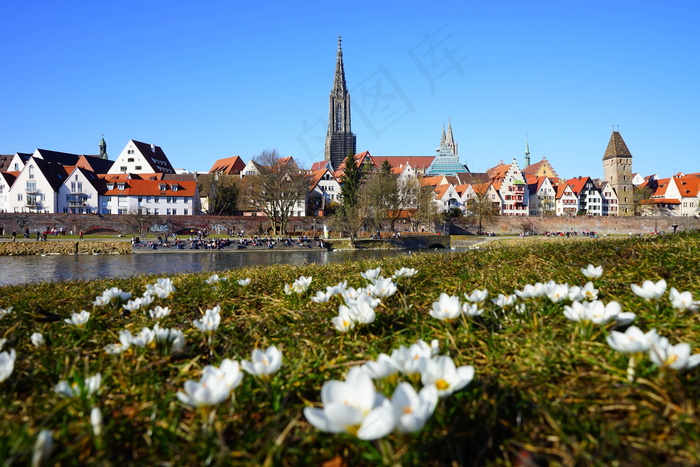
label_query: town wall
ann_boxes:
[0,241,131,256]
[0,213,698,239]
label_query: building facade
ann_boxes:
[324,36,356,171]
[603,130,633,216]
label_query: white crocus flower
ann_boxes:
[193,306,221,335]
[241,345,283,380]
[206,274,225,284]
[391,383,438,434]
[131,327,156,348]
[430,293,461,321]
[391,340,438,377]
[607,326,658,353]
[581,281,599,301]
[104,329,134,355]
[154,324,186,354]
[327,281,348,296]
[630,279,667,301]
[0,307,13,319]
[563,300,628,325]
[146,278,176,299]
[292,276,313,293]
[361,268,382,283]
[342,299,376,325]
[65,310,90,327]
[581,264,603,279]
[177,359,243,407]
[303,367,395,440]
[367,277,397,298]
[31,429,53,467]
[361,353,400,380]
[492,294,517,309]
[650,337,700,371]
[311,290,331,304]
[546,283,570,303]
[54,373,102,398]
[462,302,485,317]
[237,278,251,287]
[464,289,488,304]
[420,355,475,397]
[90,406,104,436]
[392,267,416,279]
[331,306,356,333]
[669,288,700,312]
[31,332,45,348]
[148,306,171,320]
[0,349,17,383]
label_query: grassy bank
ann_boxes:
[1,233,699,465]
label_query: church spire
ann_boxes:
[324,35,356,170]
[524,139,530,167]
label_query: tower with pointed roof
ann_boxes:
[603,130,633,216]
[524,140,530,168]
[99,135,108,160]
[324,35,356,171]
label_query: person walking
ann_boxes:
[12,230,17,242]
[79,230,84,241]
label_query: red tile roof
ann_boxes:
[209,156,246,175]
[102,179,197,197]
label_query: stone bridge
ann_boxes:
[387,234,451,249]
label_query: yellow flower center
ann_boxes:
[436,379,449,391]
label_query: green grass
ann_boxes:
[1,232,700,465]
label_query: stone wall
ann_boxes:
[0,241,131,256]
[452,215,700,236]
[1,212,698,239]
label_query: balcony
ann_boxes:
[67,194,88,207]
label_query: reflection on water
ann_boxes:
[0,250,421,287]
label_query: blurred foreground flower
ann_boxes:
[391,382,438,433]
[285,276,312,295]
[31,332,45,348]
[31,429,53,467]
[241,345,282,380]
[237,278,251,287]
[304,367,394,440]
[193,306,221,335]
[91,406,104,436]
[54,373,102,398]
[64,310,90,327]
[581,264,603,279]
[420,355,475,397]
[650,337,700,371]
[669,288,700,312]
[0,349,16,383]
[0,306,13,319]
[392,267,417,279]
[430,293,461,321]
[177,359,243,407]
[631,279,667,301]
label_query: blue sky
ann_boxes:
[2,1,698,180]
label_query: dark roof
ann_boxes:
[0,153,30,172]
[603,131,632,160]
[34,149,82,166]
[131,140,175,174]
[79,155,114,174]
[33,158,70,192]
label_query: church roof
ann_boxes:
[603,131,632,160]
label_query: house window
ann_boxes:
[28,165,34,179]
[154,198,159,203]
[127,158,135,162]
[117,183,125,190]
[184,198,189,203]
[120,166,127,172]
[154,208,159,215]
[171,185,178,191]
[184,209,188,215]
[135,166,142,170]
[127,149,134,154]
[107,183,114,190]
[159,184,166,191]
[172,209,176,215]
[26,181,37,192]
[18,194,23,201]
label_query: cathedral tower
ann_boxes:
[324,35,356,171]
[99,135,108,160]
[603,129,634,216]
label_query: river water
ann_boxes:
[0,249,425,287]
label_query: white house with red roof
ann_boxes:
[554,182,578,216]
[527,176,556,216]
[566,176,603,216]
[99,178,199,215]
[307,168,341,215]
[4,156,68,213]
[599,181,619,216]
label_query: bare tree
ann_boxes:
[408,179,439,232]
[240,150,310,235]
[466,183,499,234]
[364,160,415,232]
[198,174,240,216]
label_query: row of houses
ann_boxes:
[2,137,699,219]
[0,141,200,215]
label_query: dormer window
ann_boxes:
[159,184,167,191]
[106,183,115,190]
[117,183,125,190]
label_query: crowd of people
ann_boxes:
[131,231,328,251]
